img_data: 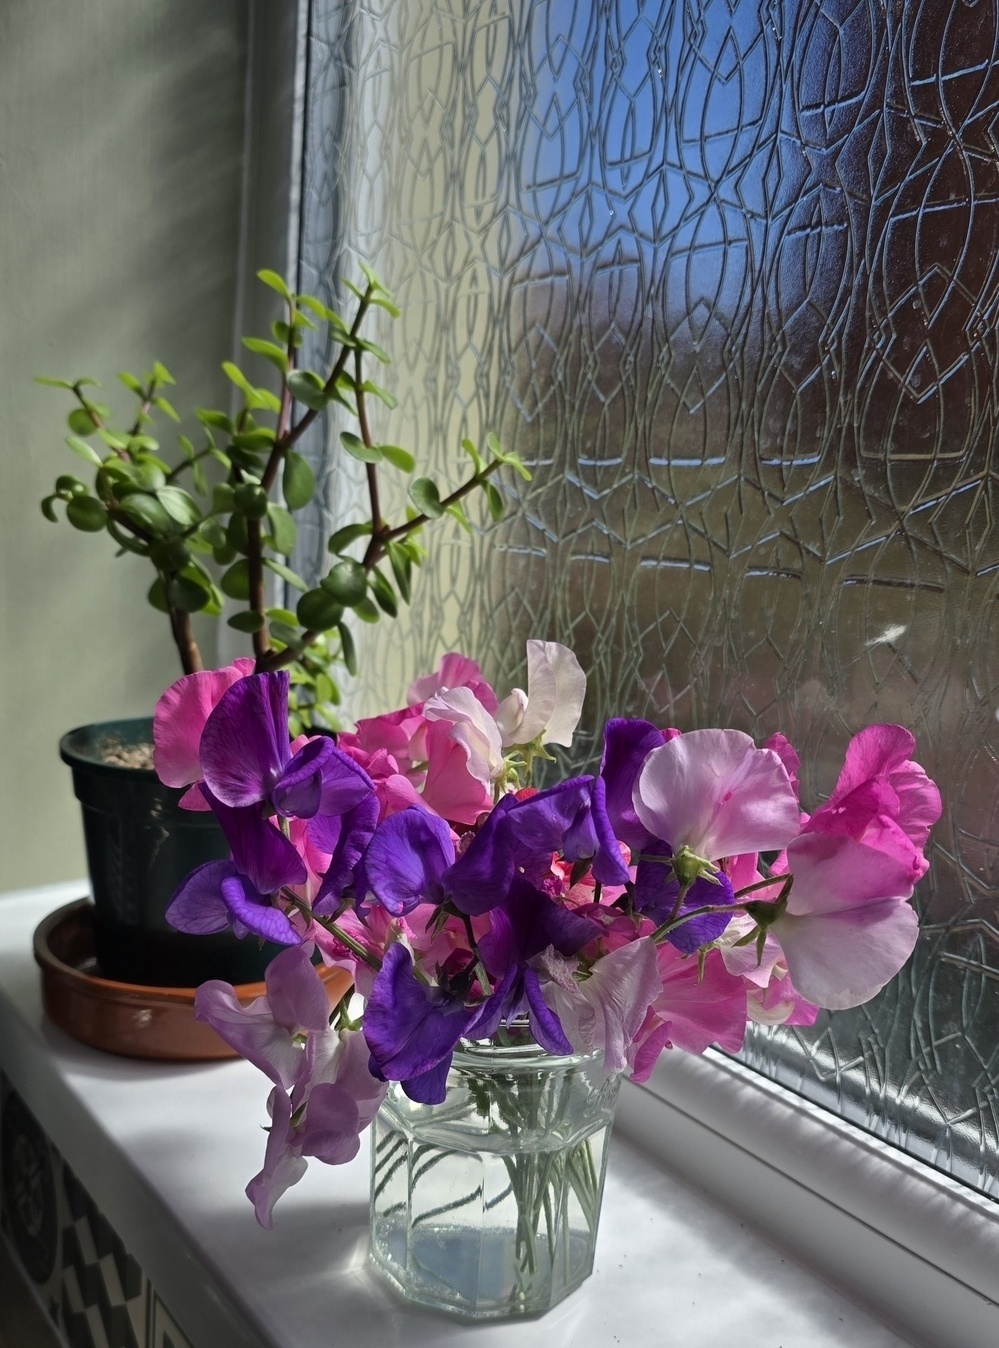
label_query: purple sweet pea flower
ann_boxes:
[364,943,481,1104]
[444,777,629,915]
[633,842,736,954]
[354,809,455,915]
[599,718,670,851]
[166,788,305,944]
[199,672,374,830]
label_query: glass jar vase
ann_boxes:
[369,1040,621,1319]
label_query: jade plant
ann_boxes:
[39,265,528,730]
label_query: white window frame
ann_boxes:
[618,1051,999,1348]
[238,11,999,1344]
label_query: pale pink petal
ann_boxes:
[769,832,921,1009]
[498,641,586,748]
[634,729,800,860]
[543,938,662,1076]
[424,687,504,783]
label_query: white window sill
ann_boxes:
[0,882,988,1347]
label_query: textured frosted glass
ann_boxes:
[297,0,999,1195]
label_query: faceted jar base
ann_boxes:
[369,1042,621,1320]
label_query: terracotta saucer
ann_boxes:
[34,900,353,1062]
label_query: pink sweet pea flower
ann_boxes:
[769,831,920,1010]
[407,652,499,713]
[540,939,662,1076]
[633,728,801,861]
[627,946,748,1082]
[337,704,429,778]
[747,971,819,1027]
[421,689,503,823]
[803,725,941,880]
[153,658,255,793]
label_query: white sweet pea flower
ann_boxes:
[495,640,586,748]
[423,686,505,785]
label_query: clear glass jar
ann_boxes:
[369,1039,621,1319]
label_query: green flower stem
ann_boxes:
[283,893,382,972]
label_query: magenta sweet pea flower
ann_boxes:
[407,651,499,713]
[153,658,255,791]
[767,831,920,1010]
[802,725,941,880]
[633,728,801,861]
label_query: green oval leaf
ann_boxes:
[67,408,97,436]
[379,444,415,473]
[65,435,102,466]
[409,477,444,518]
[340,430,382,463]
[286,369,330,412]
[241,337,289,373]
[149,538,193,571]
[327,522,372,554]
[166,574,211,613]
[220,559,251,600]
[337,622,358,677]
[352,596,381,623]
[264,504,297,555]
[263,558,307,592]
[116,493,175,534]
[283,451,316,510]
[321,559,368,606]
[233,483,269,519]
[297,587,344,631]
[228,610,266,633]
[147,577,170,612]
[483,481,504,522]
[257,269,291,299]
[370,568,398,617]
[157,485,202,526]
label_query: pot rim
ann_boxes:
[59,717,159,779]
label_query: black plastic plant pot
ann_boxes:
[59,718,275,989]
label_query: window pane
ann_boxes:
[298,0,999,1195]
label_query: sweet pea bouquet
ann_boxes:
[154,642,941,1227]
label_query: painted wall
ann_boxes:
[0,4,249,889]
